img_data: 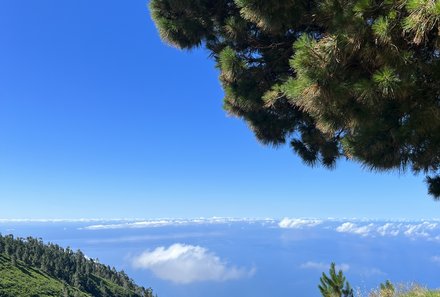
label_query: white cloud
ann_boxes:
[376,223,400,237]
[336,222,375,236]
[132,243,255,284]
[336,222,356,233]
[403,222,438,238]
[300,261,350,272]
[334,221,440,239]
[84,220,177,230]
[279,218,322,229]
[0,218,130,223]
[300,262,327,271]
[86,232,223,244]
[82,217,275,230]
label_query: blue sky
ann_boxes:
[0,0,438,219]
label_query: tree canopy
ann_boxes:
[150,0,440,199]
[0,234,154,297]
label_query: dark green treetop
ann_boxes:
[150,0,440,199]
[319,263,354,297]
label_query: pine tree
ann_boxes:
[150,0,440,199]
[319,263,353,297]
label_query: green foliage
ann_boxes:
[372,66,401,97]
[218,46,246,83]
[426,176,440,198]
[400,289,440,297]
[372,16,391,44]
[0,253,89,297]
[319,263,354,297]
[0,234,155,297]
[403,0,440,44]
[233,0,303,32]
[371,283,440,297]
[379,280,395,297]
[150,0,440,199]
[319,271,440,297]
[149,0,219,49]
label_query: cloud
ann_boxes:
[84,220,178,230]
[83,217,276,230]
[403,222,438,238]
[334,221,440,239]
[300,261,350,272]
[279,218,322,229]
[86,232,223,244]
[0,218,129,223]
[336,222,375,236]
[377,223,400,237]
[132,243,255,284]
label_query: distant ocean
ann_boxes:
[1,218,440,297]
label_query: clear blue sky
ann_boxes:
[0,0,438,220]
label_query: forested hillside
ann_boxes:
[0,234,154,297]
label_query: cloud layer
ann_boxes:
[335,221,439,239]
[278,218,323,229]
[8,217,439,242]
[132,243,255,284]
[83,218,275,230]
[336,222,375,236]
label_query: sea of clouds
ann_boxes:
[2,216,440,291]
[68,217,440,241]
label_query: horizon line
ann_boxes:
[0,217,439,223]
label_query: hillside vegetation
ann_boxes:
[370,287,440,297]
[0,234,154,297]
[320,264,440,297]
[0,253,88,297]
[400,290,440,297]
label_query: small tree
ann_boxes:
[319,263,353,297]
[379,280,394,297]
